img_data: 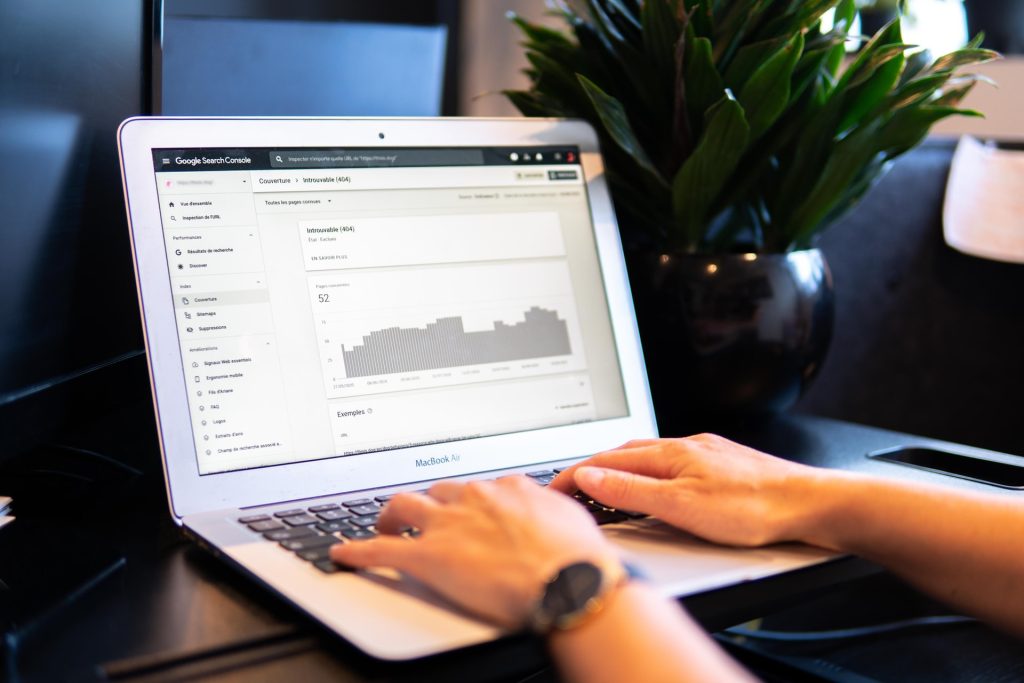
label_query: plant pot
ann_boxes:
[627,249,834,432]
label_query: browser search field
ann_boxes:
[250,165,583,193]
[269,149,485,169]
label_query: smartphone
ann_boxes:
[868,446,1024,490]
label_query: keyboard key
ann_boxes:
[341,528,377,540]
[238,514,270,524]
[308,503,340,513]
[281,514,318,527]
[317,521,352,534]
[374,494,394,503]
[347,504,379,516]
[313,559,342,574]
[263,527,316,541]
[590,509,628,525]
[526,470,554,479]
[273,508,306,518]
[297,547,333,562]
[248,520,285,532]
[317,509,352,521]
[280,535,340,552]
[342,498,373,508]
[552,468,565,474]
[349,515,378,528]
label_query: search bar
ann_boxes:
[269,149,485,169]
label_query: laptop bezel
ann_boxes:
[118,117,657,522]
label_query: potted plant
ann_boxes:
[506,0,996,425]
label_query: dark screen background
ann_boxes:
[0,0,149,401]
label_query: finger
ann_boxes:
[550,446,676,493]
[330,536,419,571]
[573,466,671,515]
[427,480,465,503]
[614,439,664,450]
[377,492,440,535]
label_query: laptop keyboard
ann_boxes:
[236,470,646,574]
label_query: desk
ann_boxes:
[4,413,1017,682]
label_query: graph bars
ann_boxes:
[341,307,572,378]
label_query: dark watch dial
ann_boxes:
[540,561,604,621]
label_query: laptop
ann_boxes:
[118,117,835,660]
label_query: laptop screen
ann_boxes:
[151,146,628,475]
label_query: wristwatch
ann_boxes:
[528,560,629,634]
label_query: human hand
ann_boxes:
[329,476,621,629]
[550,434,834,548]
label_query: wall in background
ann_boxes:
[459,0,558,116]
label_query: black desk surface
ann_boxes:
[4,413,1021,682]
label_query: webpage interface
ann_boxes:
[152,146,628,475]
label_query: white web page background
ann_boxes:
[155,157,628,475]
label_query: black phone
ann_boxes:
[868,446,1024,490]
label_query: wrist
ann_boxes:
[526,556,628,634]
[781,467,869,550]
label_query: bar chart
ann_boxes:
[307,261,588,399]
[341,307,572,378]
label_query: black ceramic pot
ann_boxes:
[628,250,834,430]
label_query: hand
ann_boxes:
[550,434,830,547]
[329,476,621,629]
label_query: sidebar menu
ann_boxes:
[157,171,293,473]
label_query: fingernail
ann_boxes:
[576,467,606,487]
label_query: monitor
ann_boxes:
[0,0,153,457]
[155,0,460,117]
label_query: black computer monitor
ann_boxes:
[0,0,154,459]
[155,0,460,116]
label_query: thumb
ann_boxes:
[575,466,668,514]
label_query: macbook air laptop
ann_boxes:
[118,117,835,660]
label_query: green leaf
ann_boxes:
[504,90,569,117]
[876,105,980,158]
[786,124,882,247]
[671,94,751,250]
[885,73,951,110]
[834,18,903,92]
[577,74,665,183]
[899,48,933,85]
[684,36,727,137]
[826,0,857,77]
[713,0,775,67]
[510,15,578,56]
[641,0,679,62]
[738,32,804,139]
[933,81,978,108]
[685,0,715,37]
[838,49,905,132]
[928,48,1000,74]
[723,36,787,89]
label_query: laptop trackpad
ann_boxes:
[601,519,837,598]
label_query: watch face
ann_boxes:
[542,561,604,621]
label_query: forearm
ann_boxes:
[798,472,1024,635]
[548,583,754,683]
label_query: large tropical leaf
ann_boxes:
[671,94,751,250]
[577,74,666,183]
[507,0,997,253]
